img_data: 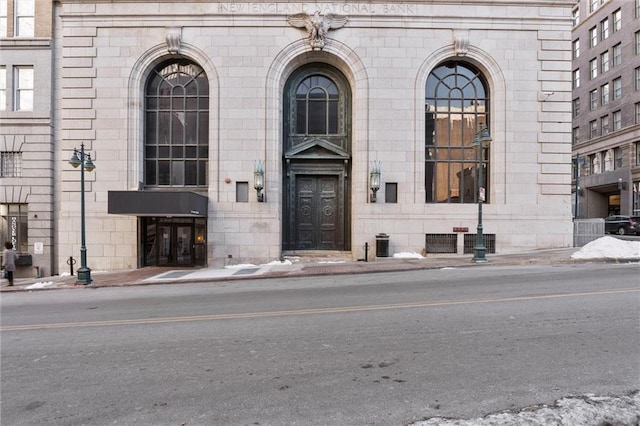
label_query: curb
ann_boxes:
[2,251,637,293]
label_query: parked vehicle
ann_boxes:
[604,215,640,235]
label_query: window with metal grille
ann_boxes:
[0,152,22,177]
[425,234,457,254]
[463,234,495,254]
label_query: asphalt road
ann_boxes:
[1,263,639,425]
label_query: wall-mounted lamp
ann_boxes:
[254,160,265,202]
[369,161,381,203]
[618,178,626,191]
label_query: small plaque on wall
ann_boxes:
[453,227,469,233]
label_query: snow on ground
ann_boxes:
[393,252,425,259]
[413,391,640,426]
[571,236,640,259]
[24,281,55,290]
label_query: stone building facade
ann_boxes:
[45,0,577,273]
[1,0,54,277]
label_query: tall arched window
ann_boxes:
[145,59,209,187]
[425,62,489,203]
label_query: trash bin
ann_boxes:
[376,233,389,257]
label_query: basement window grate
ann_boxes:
[425,234,457,254]
[463,234,496,254]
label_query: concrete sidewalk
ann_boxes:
[0,247,617,292]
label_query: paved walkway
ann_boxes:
[0,247,621,292]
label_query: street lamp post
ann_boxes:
[69,143,95,285]
[472,127,492,263]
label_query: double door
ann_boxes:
[295,175,340,250]
[283,161,350,251]
[143,217,206,267]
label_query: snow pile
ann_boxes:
[265,259,294,266]
[224,259,294,269]
[25,281,55,290]
[571,236,640,259]
[224,263,258,269]
[414,391,640,426]
[393,252,425,259]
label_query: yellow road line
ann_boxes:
[1,287,638,332]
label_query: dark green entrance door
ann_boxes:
[283,64,352,252]
[295,175,339,250]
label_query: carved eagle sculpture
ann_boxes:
[287,11,349,50]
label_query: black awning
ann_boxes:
[108,191,208,217]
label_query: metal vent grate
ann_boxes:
[425,234,457,253]
[463,234,496,254]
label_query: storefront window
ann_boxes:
[1,204,28,253]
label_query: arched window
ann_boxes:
[144,59,209,187]
[294,75,340,135]
[425,62,489,203]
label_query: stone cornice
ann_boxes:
[55,0,576,18]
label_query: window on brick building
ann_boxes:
[601,115,609,136]
[613,43,621,67]
[590,26,598,47]
[613,9,621,32]
[14,66,33,111]
[613,110,621,131]
[572,39,580,59]
[0,0,6,37]
[601,83,610,105]
[601,51,609,74]
[613,77,622,100]
[590,120,598,138]
[590,89,598,110]
[590,58,598,79]
[15,0,34,37]
[614,147,623,169]
[600,18,609,40]
[0,66,5,110]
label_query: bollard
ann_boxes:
[67,256,77,276]
[364,242,369,262]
